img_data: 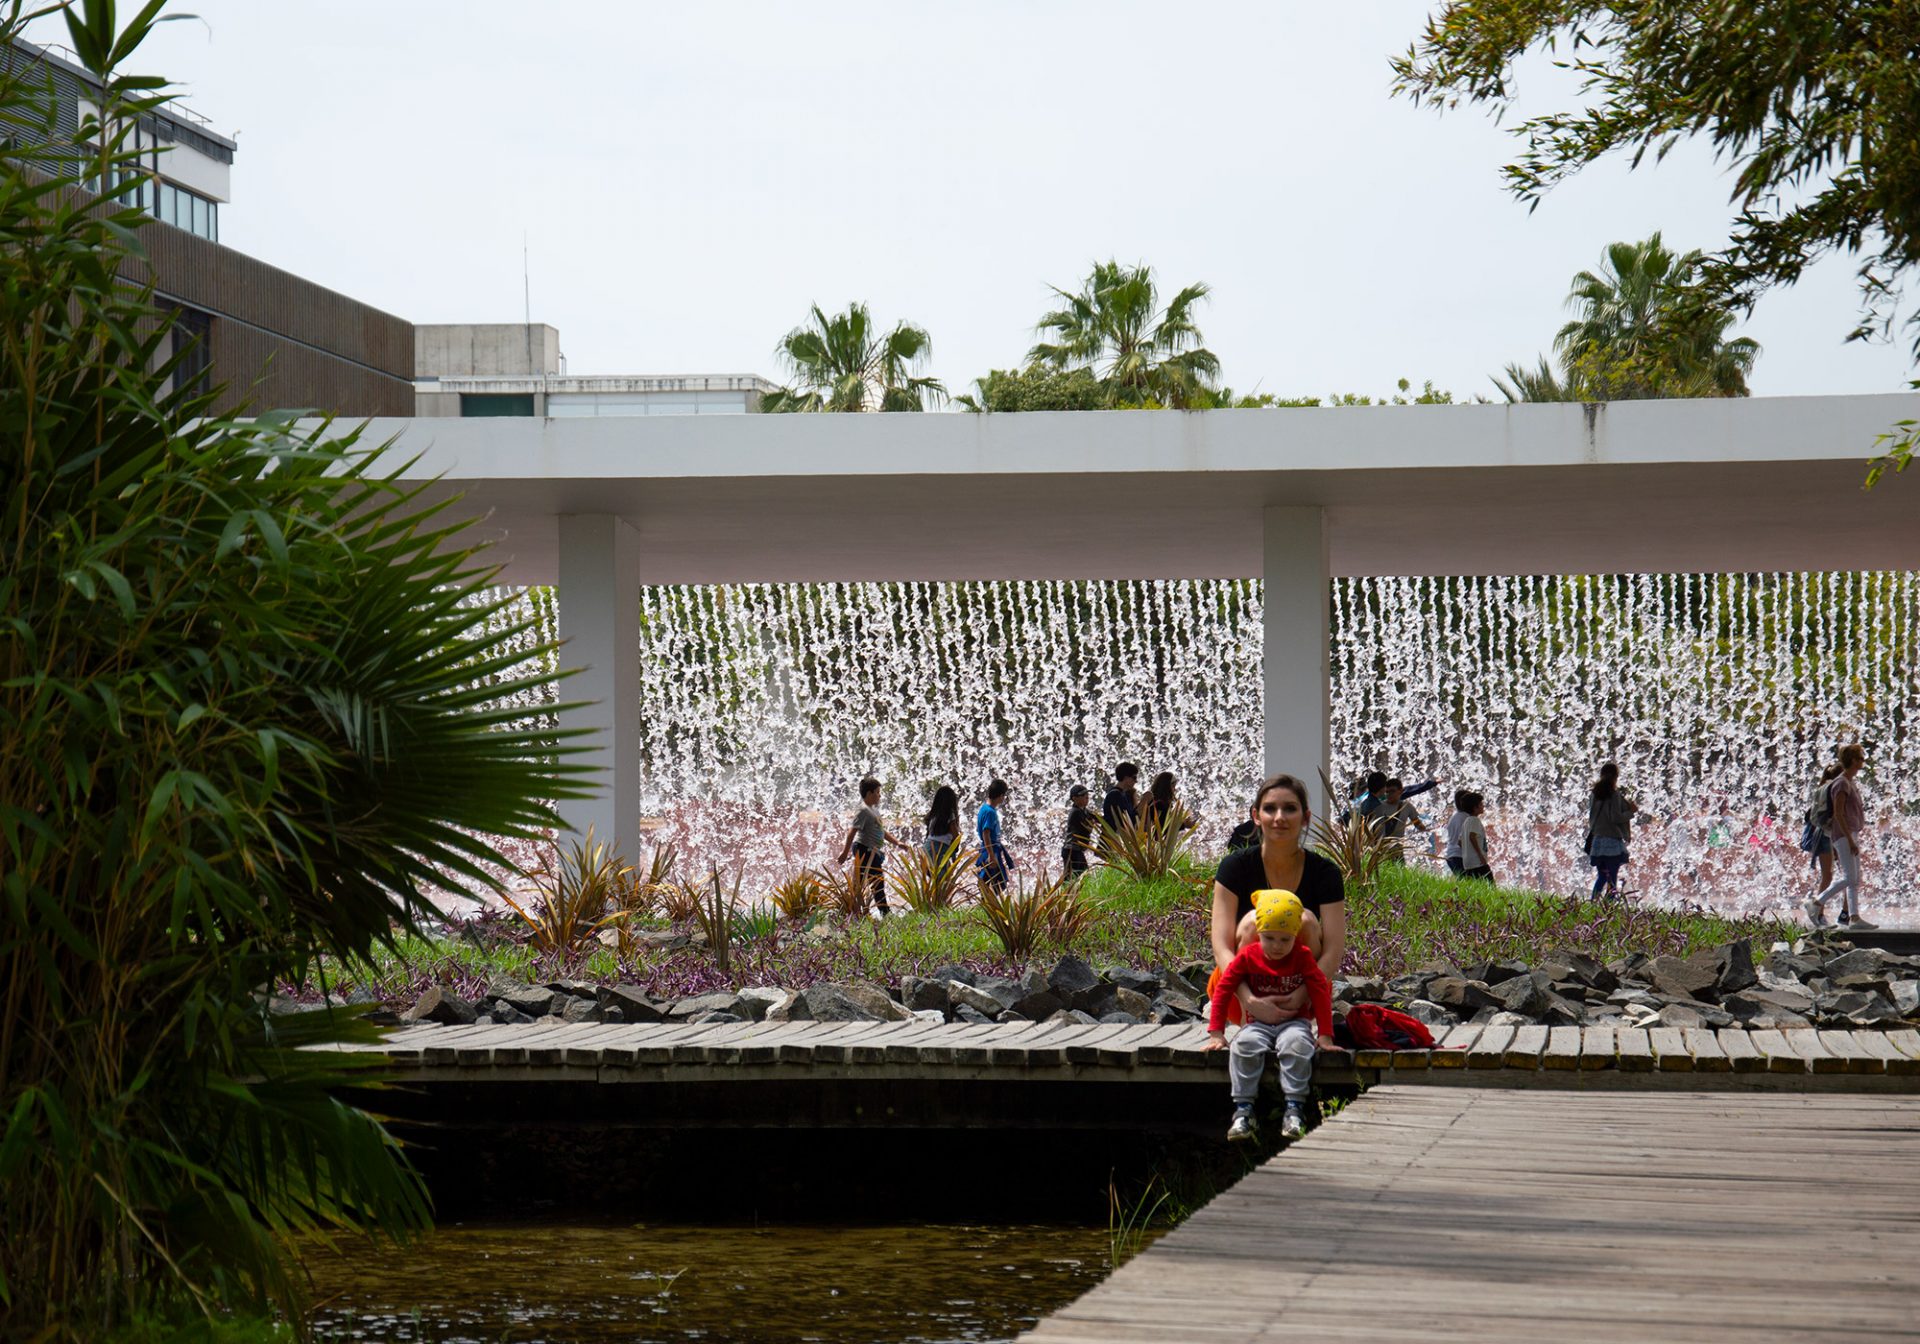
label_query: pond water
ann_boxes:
[306,1221,1122,1344]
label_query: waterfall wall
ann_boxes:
[472,575,1919,917]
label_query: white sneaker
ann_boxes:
[1849,917,1879,931]
[1280,1108,1307,1141]
[1226,1110,1257,1143]
[1802,899,1826,927]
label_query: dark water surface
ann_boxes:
[306,1221,1123,1344]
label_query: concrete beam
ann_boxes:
[556,514,640,863]
[1263,506,1330,787]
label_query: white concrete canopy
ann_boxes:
[350,394,1920,857]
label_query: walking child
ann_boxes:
[1459,791,1492,881]
[835,777,907,918]
[1061,784,1097,879]
[1203,889,1335,1143]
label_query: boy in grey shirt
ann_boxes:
[837,777,907,918]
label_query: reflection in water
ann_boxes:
[307,1221,1122,1344]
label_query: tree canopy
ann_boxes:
[762,302,946,412]
[1392,2,1920,360]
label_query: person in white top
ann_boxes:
[1443,789,1472,874]
[1457,791,1492,881]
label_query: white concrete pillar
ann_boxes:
[1262,506,1330,789]
[556,514,640,864]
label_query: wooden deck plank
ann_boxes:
[1465,1024,1515,1069]
[1542,1026,1583,1070]
[1433,1024,1480,1066]
[1648,1026,1693,1072]
[1503,1024,1549,1070]
[1886,1028,1920,1066]
[1749,1028,1810,1074]
[1578,1025,1615,1071]
[1681,1028,1730,1072]
[1614,1027,1655,1071]
[1716,1028,1763,1073]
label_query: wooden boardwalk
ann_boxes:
[346,1019,1920,1088]
[1022,1087,1920,1343]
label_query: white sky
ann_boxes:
[37,1,1918,400]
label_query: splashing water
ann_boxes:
[464,575,1918,920]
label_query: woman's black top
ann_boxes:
[1213,846,1345,922]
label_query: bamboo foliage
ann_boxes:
[0,4,590,1334]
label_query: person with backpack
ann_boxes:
[1799,761,1843,901]
[1202,890,1334,1144]
[1806,745,1873,929]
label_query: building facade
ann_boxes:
[415,324,775,417]
[5,38,416,417]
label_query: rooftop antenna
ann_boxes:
[522,231,533,375]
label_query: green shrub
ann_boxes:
[0,5,584,1335]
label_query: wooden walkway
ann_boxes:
[1022,1087,1920,1343]
[346,1019,1920,1088]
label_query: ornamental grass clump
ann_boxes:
[769,869,824,922]
[0,6,587,1335]
[1308,772,1397,893]
[1096,808,1192,882]
[500,828,635,960]
[889,842,975,913]
[976,869,1083,958]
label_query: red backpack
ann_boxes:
[1341,1003,1436,1051]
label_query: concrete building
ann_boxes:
[4,37,415,416]
[341,392,1920,863]
[415,323,776,417]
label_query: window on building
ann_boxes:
[460,393,537,417]
[162,302,213,400]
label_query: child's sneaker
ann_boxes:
[1802,898,1826,927]
[1226,1109,1257,1143]
[1280,1106,1307,1140]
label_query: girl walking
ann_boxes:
[1806,745,1872,929]
[1587,764,1635,899]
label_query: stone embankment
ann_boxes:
[394,938,1919,1037]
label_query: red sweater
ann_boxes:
[1208,941,1334,1036]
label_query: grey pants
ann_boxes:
[1229,1018,1317,1104]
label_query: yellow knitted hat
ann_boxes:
[1252,889,1304,935]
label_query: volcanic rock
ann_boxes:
[900,977,950,1014]
[596,984,667,1022]
[669,990,746,1021]
[1644,955,1719,1003]
[404,986,478,1026]
[1426,977,1497,1014]
[1046,955,1102,1000]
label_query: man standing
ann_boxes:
[1102,762,1140,832]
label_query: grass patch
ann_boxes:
[1346,864,1792,976]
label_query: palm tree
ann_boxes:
[762,302,946,412]
[1495,234,1761,401]
[1028,261,1221,408]
[1491,357,1576,403]
[1553,234,1760,398]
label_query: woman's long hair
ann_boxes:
[924,785,959,835]
[1592,762,1620,800]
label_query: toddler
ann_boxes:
[1203,889,1334,1142]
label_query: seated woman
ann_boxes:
[1209,772,1347,1024]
